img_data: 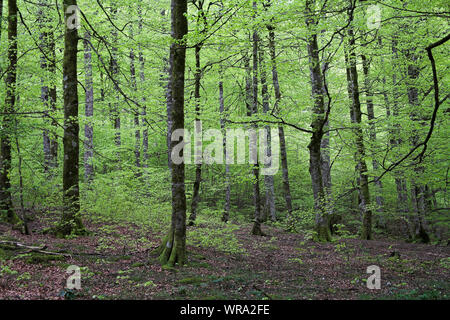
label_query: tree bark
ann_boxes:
[109,5,120,158]
[38,1,57,173]
[83,30,94,182]
[219,78,231,223]
[361,54,384,226]
[158,0,188,267]
[305,0,330,242]
[129,26,141,171]
[259,48,276,222]
[344,25,372,240]
[138,3,149,167]
[267,23,293,220]
[189,4,207,225]
[0,0,20,225]
[406,51,430,243]
[389,38,410,234]
[250,1,264,236]
[59,0,84,236]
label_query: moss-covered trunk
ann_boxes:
[0,0,20,225]
[158,0,188,267]
[60,0,84,236]
[344,25,372,240]
[305,0,331,242]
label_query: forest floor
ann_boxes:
[0,216,449,300]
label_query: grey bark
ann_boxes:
[138,2,149,167]
[109,5,120,155]
[250,1,264,236]
[267,23,293,219]
[158,0,188,267]
[361,54,384,226]
[83,30,94,181]
[259,49,276,222]
[220,78,231,222]
[189,3,207,225]
[0,0,20,225]
[129,25,141,170]
[406,51,430,243]
[60,0,84,236]
[344,25,372,240]
[305,0,330,241]
[39,1,57,173]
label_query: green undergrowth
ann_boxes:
[187,215,247,255]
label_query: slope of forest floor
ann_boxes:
[0,215,449,300]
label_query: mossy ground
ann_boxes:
[0,217,449,300]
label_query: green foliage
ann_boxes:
[188,217,246,255]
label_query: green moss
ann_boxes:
[110,255,132,262]
[0,247,16,261]
[176,276,205,285]
[22,253,64,265]
[131,262,146,268]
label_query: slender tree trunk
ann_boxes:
[189,42,203,226]
[345,26,372,240]
[39,1,50,173]
[138,3,149,167]
[250,1,264,236]
[0,0,20,225]
[0,0,3,54]
[47,31,58,167]
[406,51,430,243]
[259,49,276,222]
[321,63,334,228]
[157,0,188,267]
[83,30,94,182]
[305,0,330,241]
[220,78,231,223]
[390,38,410,233]
[129,26,141,170]
[59,0,84,236]
[109,5,120,158]
[361,54,384,226]
[39,1,57,173]
[267,24,293,219]
[189,3,208,225]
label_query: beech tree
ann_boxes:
[58,0,85,236]
[157,0,188,267]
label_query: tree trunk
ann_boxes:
[267,23,293,220]
[321,63,333,227]
[259,48,276,222]
[138,3,149,167]
[83,30,94,182]
[0,0,20,225]
[59,0,84,236]
[129,26,141,171]
[344,26,372,240]
[406,51,430,243]
[157,0,188,267]
[109,5,120,158]
[361,54,384,226]
[39,1,58,173]
[189,40,204,226]
[389,38,410,234]
[250,1,264,236]
[305,0,330,242]
[220,78,231,223]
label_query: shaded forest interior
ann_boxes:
[0,0,449,300]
